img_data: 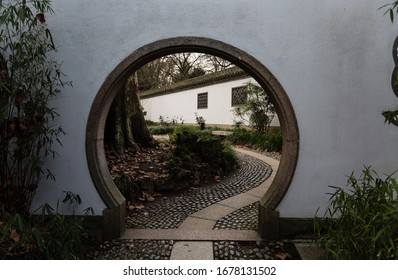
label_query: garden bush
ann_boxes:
[226,129,282,152]
[315,167,398,259]
[0,1,71,215]
[173,130,237,175]
[0,192,93,260]
[148,125,175,135]
[155,126,238,190]
[169,125,212,143]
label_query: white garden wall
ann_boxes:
[30,0,398,229]
[141,77,280,127]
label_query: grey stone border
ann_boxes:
[86,37,299,240]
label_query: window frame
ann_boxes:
[231,85,247,107]
[197,92,208,109]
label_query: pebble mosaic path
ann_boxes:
[126,152,272,229]
[92,148,303,260]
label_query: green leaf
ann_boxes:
[31,227,44,248]
[45,28,55,49]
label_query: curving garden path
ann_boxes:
[122,147,279,259]
[93,148,320,260]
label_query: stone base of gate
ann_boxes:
[102,202,126,240]
[258,206,315,240]
[80,203,126,241]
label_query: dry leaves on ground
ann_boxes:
[105,142,175,182]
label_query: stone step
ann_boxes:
[170,241,214,260]
[211,130,233,136]
[120,229,262,241]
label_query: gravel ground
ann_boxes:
[92,240,174,260]
[214,240,287,260]
[91,151,301,260]
[214,202,258,230]
[126,152,271,229]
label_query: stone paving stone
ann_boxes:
[245,186,268,198]
[217,193,259,209]
[120,229,261,241]
[190,204,237,221]
[170,241,213,260]
[178,216,216,230]
[294,242,327,260]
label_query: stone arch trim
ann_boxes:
[86,37,299,239]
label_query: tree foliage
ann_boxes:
[137,53,232,91]
[232,82,276,134]
[380,1,398,22]
[0,0,70,215]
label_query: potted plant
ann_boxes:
[195,114,206,130]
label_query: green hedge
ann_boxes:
[226,129,282,152]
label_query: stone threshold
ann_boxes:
[120,229,262,241]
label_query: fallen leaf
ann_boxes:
[146,172,157,179]
[10,229,20,243]
[275,252,292,260]
[128,204,145,211]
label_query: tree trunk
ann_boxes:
[0,53,9,123]
[129,74,157,147]
[105,73,156,155]
[104,88,137,154]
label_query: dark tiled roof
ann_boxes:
[139,66,248,99]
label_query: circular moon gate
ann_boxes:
[86,37,299,239]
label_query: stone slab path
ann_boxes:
[120,147,282,260]
[93,147,325,260]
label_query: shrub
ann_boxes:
[263,131,282,152]
[148,125,175,135]
[167,128,237,188]
[315,167,398,259]
[226,129,282,152]
[169,125,212,143]
[232,82,276,133]
[220,142,238,172]
[226,129,253,145]
[0,192,93,260]
[0,0,71,215]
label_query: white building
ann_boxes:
[140,66,280,129]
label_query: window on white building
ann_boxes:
[197,92,208,109]
[231,86,247,107]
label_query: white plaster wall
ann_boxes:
[141,77,280,127]
[32,0,398,218]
